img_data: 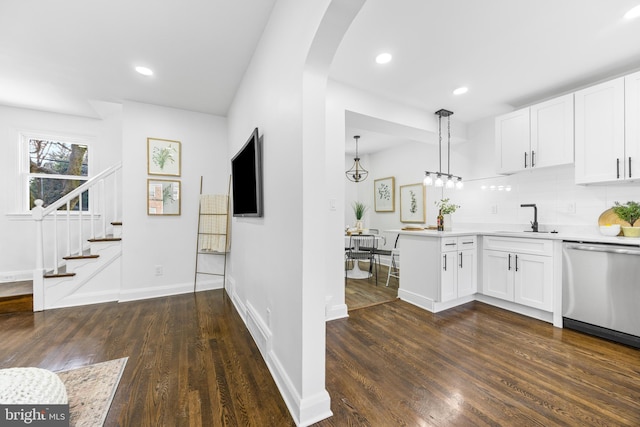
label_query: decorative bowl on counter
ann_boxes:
[599,224,621,236]
[621,226,640,237]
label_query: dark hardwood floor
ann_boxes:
[345,261,398,311]
[1,289,639,426]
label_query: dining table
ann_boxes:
[344,234,385,279]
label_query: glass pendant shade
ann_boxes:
[424,109,463,189]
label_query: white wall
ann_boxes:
[120,101,227,301]
[0,103,122,281]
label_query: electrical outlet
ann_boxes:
[266,308,271,328]
[566,202,576,213]
[155,265,163,276]
[490,204,498,214]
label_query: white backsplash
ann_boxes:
[445,164,640,234]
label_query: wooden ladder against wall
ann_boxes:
[193,176,231,292]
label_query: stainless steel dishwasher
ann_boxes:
[563,241,640,348]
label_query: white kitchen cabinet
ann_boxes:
[440,236,477,302]
[398,233,477,313]
[575,76,625,184]
[625,70,640,180]
[495,108,530,174]
[530,93,574,169]
[496,93,574,174]
[482,236,553,312]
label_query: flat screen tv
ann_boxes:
[231,127,263,217]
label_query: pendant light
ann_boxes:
[345,135,369,182]
[423,109,463,189]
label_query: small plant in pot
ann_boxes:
[352,202,368,232]
[612,201,640,237]
[435,198,460,231]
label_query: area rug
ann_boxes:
[56,357,127,427]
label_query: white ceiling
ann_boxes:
[0,0,276,117]
[2,1,640,153]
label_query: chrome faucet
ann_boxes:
[520,203,538,232]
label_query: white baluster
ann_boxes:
[53,210,59,275]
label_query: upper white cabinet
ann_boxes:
[625,70,640,181]
[495,108,530,174]
[530,94,575,169]
[495,94,574,174]
[575,77,625,184]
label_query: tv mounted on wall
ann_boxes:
[231,127,263,217]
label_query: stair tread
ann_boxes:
[63,254,100,260]
[88,236,122,242]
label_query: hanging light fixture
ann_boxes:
[345,135,369,182]
[423,109,463,189]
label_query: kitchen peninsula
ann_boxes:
[392,229,564,328]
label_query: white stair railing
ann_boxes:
[31,162,122,311]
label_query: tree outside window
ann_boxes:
[27,138,89,210]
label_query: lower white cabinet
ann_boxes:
[441,236,477,302]
[482,236,554,312]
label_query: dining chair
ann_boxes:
[385,235,400,287]
[345,234,377,284]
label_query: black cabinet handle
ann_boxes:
[524,152,528,168]
[617,158,620,179]
[629,157,632,178]
[459,252,463,268]
[443,254,447,271]
[531,150,536,167]
[515,255,519,272]
[508,254,511,270]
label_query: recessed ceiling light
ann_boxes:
[625,4,640,19]
[453,86,468,95]
[135,66,153,76]
[375,53,392,64]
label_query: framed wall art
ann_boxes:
[399,183,425,223]
[148,179,181,215]
[374,176,395,212]
[147,137,181,176]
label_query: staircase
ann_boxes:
[32,163,123,311]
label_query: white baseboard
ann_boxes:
[398,288,435,312]
[0,270,33,283]
[325,302,348,321]
[475,294,553,324]
[118,281,194,302]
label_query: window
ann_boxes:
[25,135,89,210]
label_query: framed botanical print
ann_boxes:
[148,179,181,215]
[399,183,425,223]
[374,176,395,212]
[148,137,181,176]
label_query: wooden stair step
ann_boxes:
[88,236,122,242]
[63,253,99,260]
[43,265,76,279]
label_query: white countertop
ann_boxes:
[388,228,640,246]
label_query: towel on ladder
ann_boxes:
[199,194,229,252]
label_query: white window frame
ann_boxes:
[20,131,93,213]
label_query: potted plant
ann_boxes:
[435,198,460,231]
[352,202,368,232]
[612,201,640,237]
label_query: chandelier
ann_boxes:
[423,109,463,189]
[345,135,368,183]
